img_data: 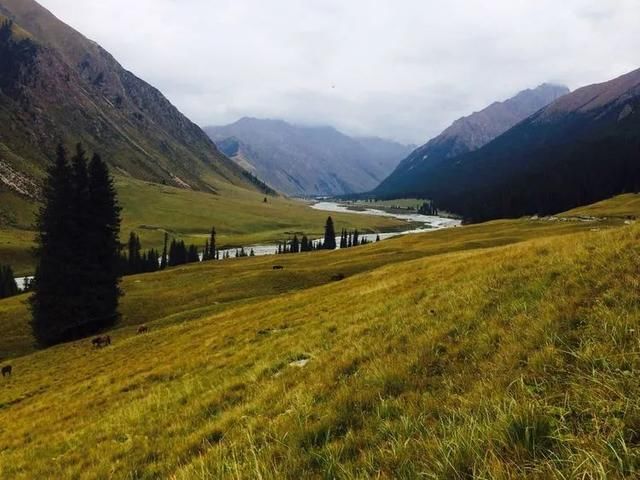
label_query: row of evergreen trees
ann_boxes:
[338,229,374,248]
[276,218,379,255]
[31,144,121,346]
[277,235,323,254]
[122,225,227,276]
[0,264,18,299]
[168,239,200,266]
[122,232,161,275]
[418,201,439,216]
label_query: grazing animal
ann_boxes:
[331,273,346,282]
[272,265,284,270]
[91,335,111,348]
[137,325,149,334]
[2,365,11,377]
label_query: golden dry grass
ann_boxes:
[0,196,638,478]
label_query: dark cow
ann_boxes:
[92,335,111,348]
[272,265,284,270]
[330,273,346,282]
[2,365,11,377]
[137,325,149,335]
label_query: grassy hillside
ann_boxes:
[560,192,640,218]
[0,178,407,275]
[0,195,638,478]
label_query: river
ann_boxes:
[14,202,460,290]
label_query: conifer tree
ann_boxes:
[0,265,18,298]
[187,244,200,263]
[323,216,337,250]
[31,145,121,345]
[208,226,217,260]
[69,144,92,326]
[160,232,168,270]
[86,153,121,329]
[127,232,142,273]
[31,145,75,345]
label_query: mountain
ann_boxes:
[374,83,570,197]
[379,69,640,222]
[205,118,413,196]
[0,0,265,199]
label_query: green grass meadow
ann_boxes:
[0,177,405,275]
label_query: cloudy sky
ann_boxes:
[38,0,640,144]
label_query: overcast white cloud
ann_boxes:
[37,0,640,144]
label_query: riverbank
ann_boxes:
[14,201,460,289]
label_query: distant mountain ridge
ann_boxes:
[0,0,263,199]
[206,118,413,196]
[375,83,569,197]
[377,69,640,222]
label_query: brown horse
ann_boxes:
[91,335,111,348]
[137,325,149,334]
[2,365,11,377]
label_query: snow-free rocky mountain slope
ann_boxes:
[207,118,413,196]
[0,0,264,198]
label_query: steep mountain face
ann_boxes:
[0,0,262,199]
[381,69,640,222]
[205,118,412,196]
[374,84,569,197]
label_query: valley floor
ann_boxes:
[0,194,639,478]
[0,177,406,275]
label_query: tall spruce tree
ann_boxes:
[208,226,217,260]
[160,232,168,270]
[69,144,92,329]
[127,232,142,273]
[323,216,337,250]
[187,244,200,263]
[31,145,121,345]
[86,153,121,329]
[0,265,18,298]
[31,145,75,345]
[203,239,210,261]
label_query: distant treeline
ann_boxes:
[122,227,220,276]
[277,218,378,255]
[0,20,38,96]
[418,201,439,216]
